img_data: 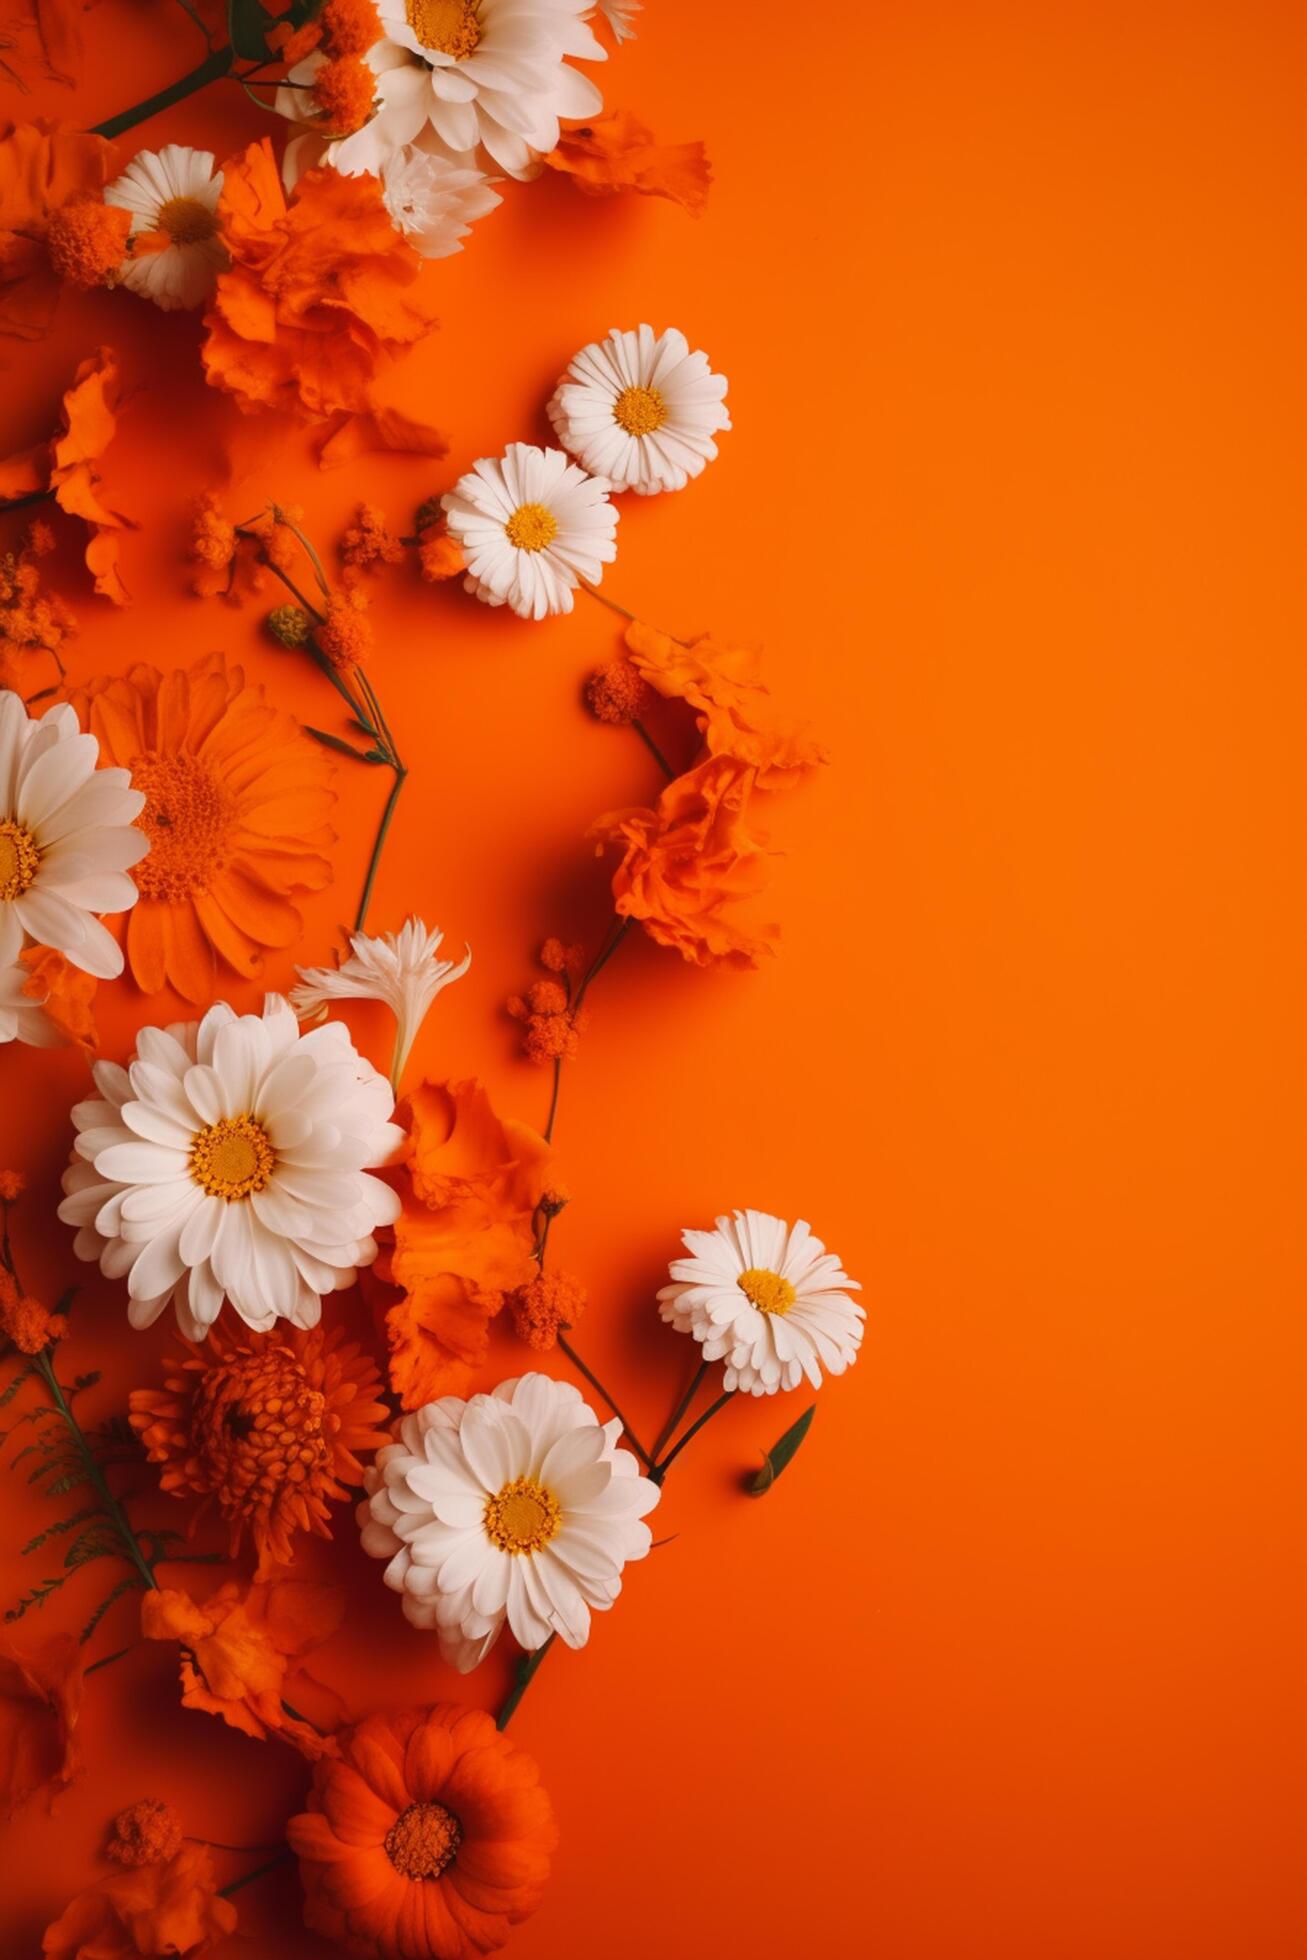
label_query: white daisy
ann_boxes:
[594,0,639,43]
[359,1372,660,1671]
[291,917,471,1089]
[0,960,60,1047]
[57,995,404,1341]
[548,325,731,496]
[325,0,606,180]
[658,1208,864,1396]
[0,694,146,981]
[104,145,227,311]
[442,442,617,620]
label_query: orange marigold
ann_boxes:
[320,0,380,56]
[508,1270,585,1352]
[0,120,116,339]
[288,1706,557,1960]
[538,937,584,978]
[0,1630,83,1821]
[129,1321,390,1579]
[44,192,130,289]
[590,754,778,968]
[316,587,373,670]
[107,1799,184,1868]
[313,55,376,134]
[585,656,653,726]
[544,109,712,214]
[340,501,403,577]
[41,1842,236,1959]
[74,650,336,1001]
[624,619,828,785]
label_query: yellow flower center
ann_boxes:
[612,384,667,437]
[189,1117,275,1201]
[504,502,558,553]
[384,1801,463,1880]
[406,0,481,58]
[129,750,233,901]
[737,1267,797,1316]
[156,196,218,246]
[484,1475,562,1555]
[0,820,40,902]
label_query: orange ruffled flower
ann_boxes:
[41,1843,236,1959]
[0,120,116,338]
[624,619,828,785]
[75,650,336,1001]
[0,346,135,604]
[141,1576,344,1760]
[544,109,711,214]
[202,140,446,462]
[591,754,778,968]
[288,1705,557,1960]
[19,945,98,1054]
[0,1630,83,1820]
[129,1321,389,1579]
[381,1079,553,1409]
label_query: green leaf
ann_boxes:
[81,1574,144,1645]
[21,1504,100,1556]
[747,1405,816,1496]
[306,728,386,763]
[0,1359,35,1409]
[228,0,274,60]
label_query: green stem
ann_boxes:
[651,1390,734,1484]
[571,918,631,1017]
[92,44,235,141]
[578,579,694,650]
[649,1360,709,1466]
[632,719,676,780]
[84,1643,134,1676]
[219,1850,291,1898]
[556,1335,654,1470]
[33,1349,156,1594]
[355,765,407,932]
[496,1635,556,1730]
[543,1057,562,1143]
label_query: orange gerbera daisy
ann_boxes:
[130,1321,390,1578]
[288,1705,557,1960]
[41,1841,236,1960]
[74,650,336,1001]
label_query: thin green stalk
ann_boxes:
[496,1635,556,1730]
[571,918,631,1017]
[651,1390,734,1484]
[578,579,694,650]
[219,1850,291,1898]
[556,1335,654,1470]
[355,765,407,932]
[92,45,234,140]
[632,719,676,779]
[543,1057,562,1143]
[84,1643,134,1676]
[33,1349,156,1593]
[649,1361,709,1466]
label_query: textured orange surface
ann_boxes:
[2,2,1305,1955]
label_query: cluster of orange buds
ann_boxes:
[0,521,76,692]
[506,940,589,1065]
[585,656,655,726]
[45,193,131,291]
[270,0,381,64]
[339,502,404,583]
[508,1270,587,1352]
[0,1268,67,1355]
[106,1800,185,1868]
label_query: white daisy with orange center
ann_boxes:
[549,325,732,496]
[442,442,618,619]
[105,145,228,311]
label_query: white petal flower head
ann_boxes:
[442,443,618,620]
[0,693,146,980]
[359,1373,661,1671]
[57,995,404,1341]
[658,1209,864,1396]
[594,0,640,43]
[351,0,607,181]
[104,145,227,311]
[379,137,503,255]
[0,960,60,1048]
[290,918,471,1088]
[548,325,731,497]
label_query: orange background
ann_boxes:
[2,1,1305,1954]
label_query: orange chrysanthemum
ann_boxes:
[590,754,778,968]
[288,1705,557,1960]
[129,1321,390,1578]
[380,1080,553,1409]
[41,1842,236,1959]
[107,1799,185,1868]
[202,140,447,462]
[44,191,130,288]
[74,650,336,1001]
[313,55,377,134]
[0,120,116,339]
[543,109,711,214]
[0,346,135,604]
[140,1576,344,1759]
[0,1630,83,1821]
[19,945,98,1054]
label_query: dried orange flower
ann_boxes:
[320,0,380,56]
[266,602,313,646]
[313,55,376,134]
[624,620,828,785]
[0,346,133,604]
[243,502,305,576]
[509,1270,586,1352]
[340,501,403,578]
[0,530,76,693]
[129,1321,390,1578]
[539,937,584,978]
[107,1799,184,1868]
[45,192,130,289]
[0,122,116,339]
[315,587,373,671]
[188,492,237,598]
[0,1275,67,1354]
[585,657,654,725]
[42,1841,236,1959]
[0,1629,83,1821]
[544,109,712,214]
[0,1170,26,1200]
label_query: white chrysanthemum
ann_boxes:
[0,694,146,980]
[291,917,471,1089]
[323,0,605,180]
[0,960,59,1047]
[594,0,639,43]
[104,145,227,311]
[658,1209,863,1396]
[379,135,503,254]
[360,1373,660,1671]
[57,996,403,1341]
[548,325,731,496]
[442,442,618,619]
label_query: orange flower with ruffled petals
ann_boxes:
[0,120,116,338]
[623,619,828,785]
[0,1630,83,1821]
[544,109,711,214]
[288,1704,556,1960]
[19,945,98,1053]
[74,649,336,1001]
[141,1576,344,1759]
[41,1842,236,1959]
[130,1321,389,1578]
[0,346,135,603]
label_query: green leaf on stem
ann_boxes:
[228,0,274,60]
[747,1405,816,1496]
[306,727,387,763]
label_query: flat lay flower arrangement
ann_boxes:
[0,6,862,1957]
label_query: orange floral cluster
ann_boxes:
[0,345,134,604]
[42,1830,235,1960]
[0,1267,67,1354]
[340,500,404,581]
[544,109,712,215]
[0,121,118,339]
[508,1269,586,1352]
[270,0,381,65]
[0,520,74,693]
[106,1798,184,1868]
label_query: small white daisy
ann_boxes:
[658,1208,864,1395]
[442,442,618,619]
[57,996,404,1341]
[359,1372,661,1671]
[548,325,731,496]
[291,917,471,1089]
[0,693,146,981]
[104,145,227,311]
[0,959,60,1048]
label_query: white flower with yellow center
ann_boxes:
[548,325,732,497]
[0,694,145,981]
[359,1373,660,1671]
[104,145,227,311]
[57,996,403,1341]
[328,0,605,180]
[658,1209,863,1395]
[291,917,471,1090]
[442,442,618,619]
